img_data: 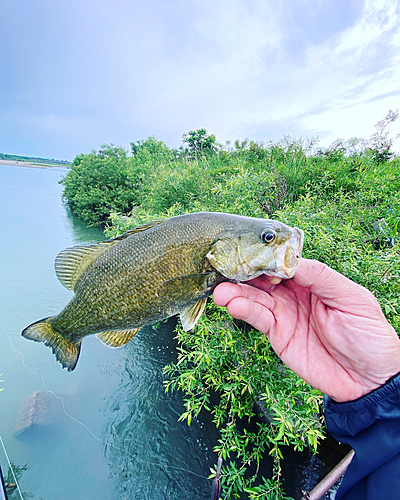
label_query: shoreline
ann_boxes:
[0,159,69,169]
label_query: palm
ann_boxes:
[214,259,400,402]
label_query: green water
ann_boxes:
[0,165,219,499]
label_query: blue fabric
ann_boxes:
[324,372,400,499]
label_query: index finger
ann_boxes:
[213,282,276,335]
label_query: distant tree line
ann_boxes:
[0,152,71,165]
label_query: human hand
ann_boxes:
[213,258,400,402]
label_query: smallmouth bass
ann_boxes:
[22,212,304,371]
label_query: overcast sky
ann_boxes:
[1,0,400,160]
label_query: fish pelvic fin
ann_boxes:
[180,298,208,331]
[22,317,81,371]
[96,328,140,348]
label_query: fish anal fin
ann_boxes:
[96,328,140,348]
[55,242,114,291]
[22,317,81,371]
[180,298,208,331]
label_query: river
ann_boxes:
[0,164,219,500]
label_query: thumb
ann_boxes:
[293,259,378,313]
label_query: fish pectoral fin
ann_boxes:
[180,298,208,331]
[55,242,114,291]
[22,317,81,371]
[163,272,223,300]
[95,328,140,348]
[163,272,224,328]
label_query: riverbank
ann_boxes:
[0,159,68,169]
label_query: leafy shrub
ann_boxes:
[60,145,137,225]
[164,306,323,499]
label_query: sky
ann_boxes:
[1,0,400,160]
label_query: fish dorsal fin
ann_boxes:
[55,242,115,291]
[180,298,208,331]
[55,221,163,291]
[105,220,164,242]
[96,328,140,348]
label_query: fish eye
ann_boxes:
[261,230,276,244]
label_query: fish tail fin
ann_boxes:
[22,317,81,372]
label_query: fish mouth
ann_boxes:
[273,267,296,279]
[273,227,304,279]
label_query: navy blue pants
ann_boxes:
[325,372,400,499]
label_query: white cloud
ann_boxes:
[119,0,400,149]
[193,0,400,147]
[303,98,400,149]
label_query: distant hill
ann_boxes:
[0,152,71,166]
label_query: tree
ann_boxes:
[182,129,217,157]
[130,136,173,168]
[369,109,399,164]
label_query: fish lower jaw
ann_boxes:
[240,266,289,281]
[272,266,296,279]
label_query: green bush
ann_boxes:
[60,145,137,226]
[182,128,217,158]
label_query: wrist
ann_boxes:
[333,370,400,405]
[325,371,400,415]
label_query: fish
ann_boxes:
[22,212,304,371]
